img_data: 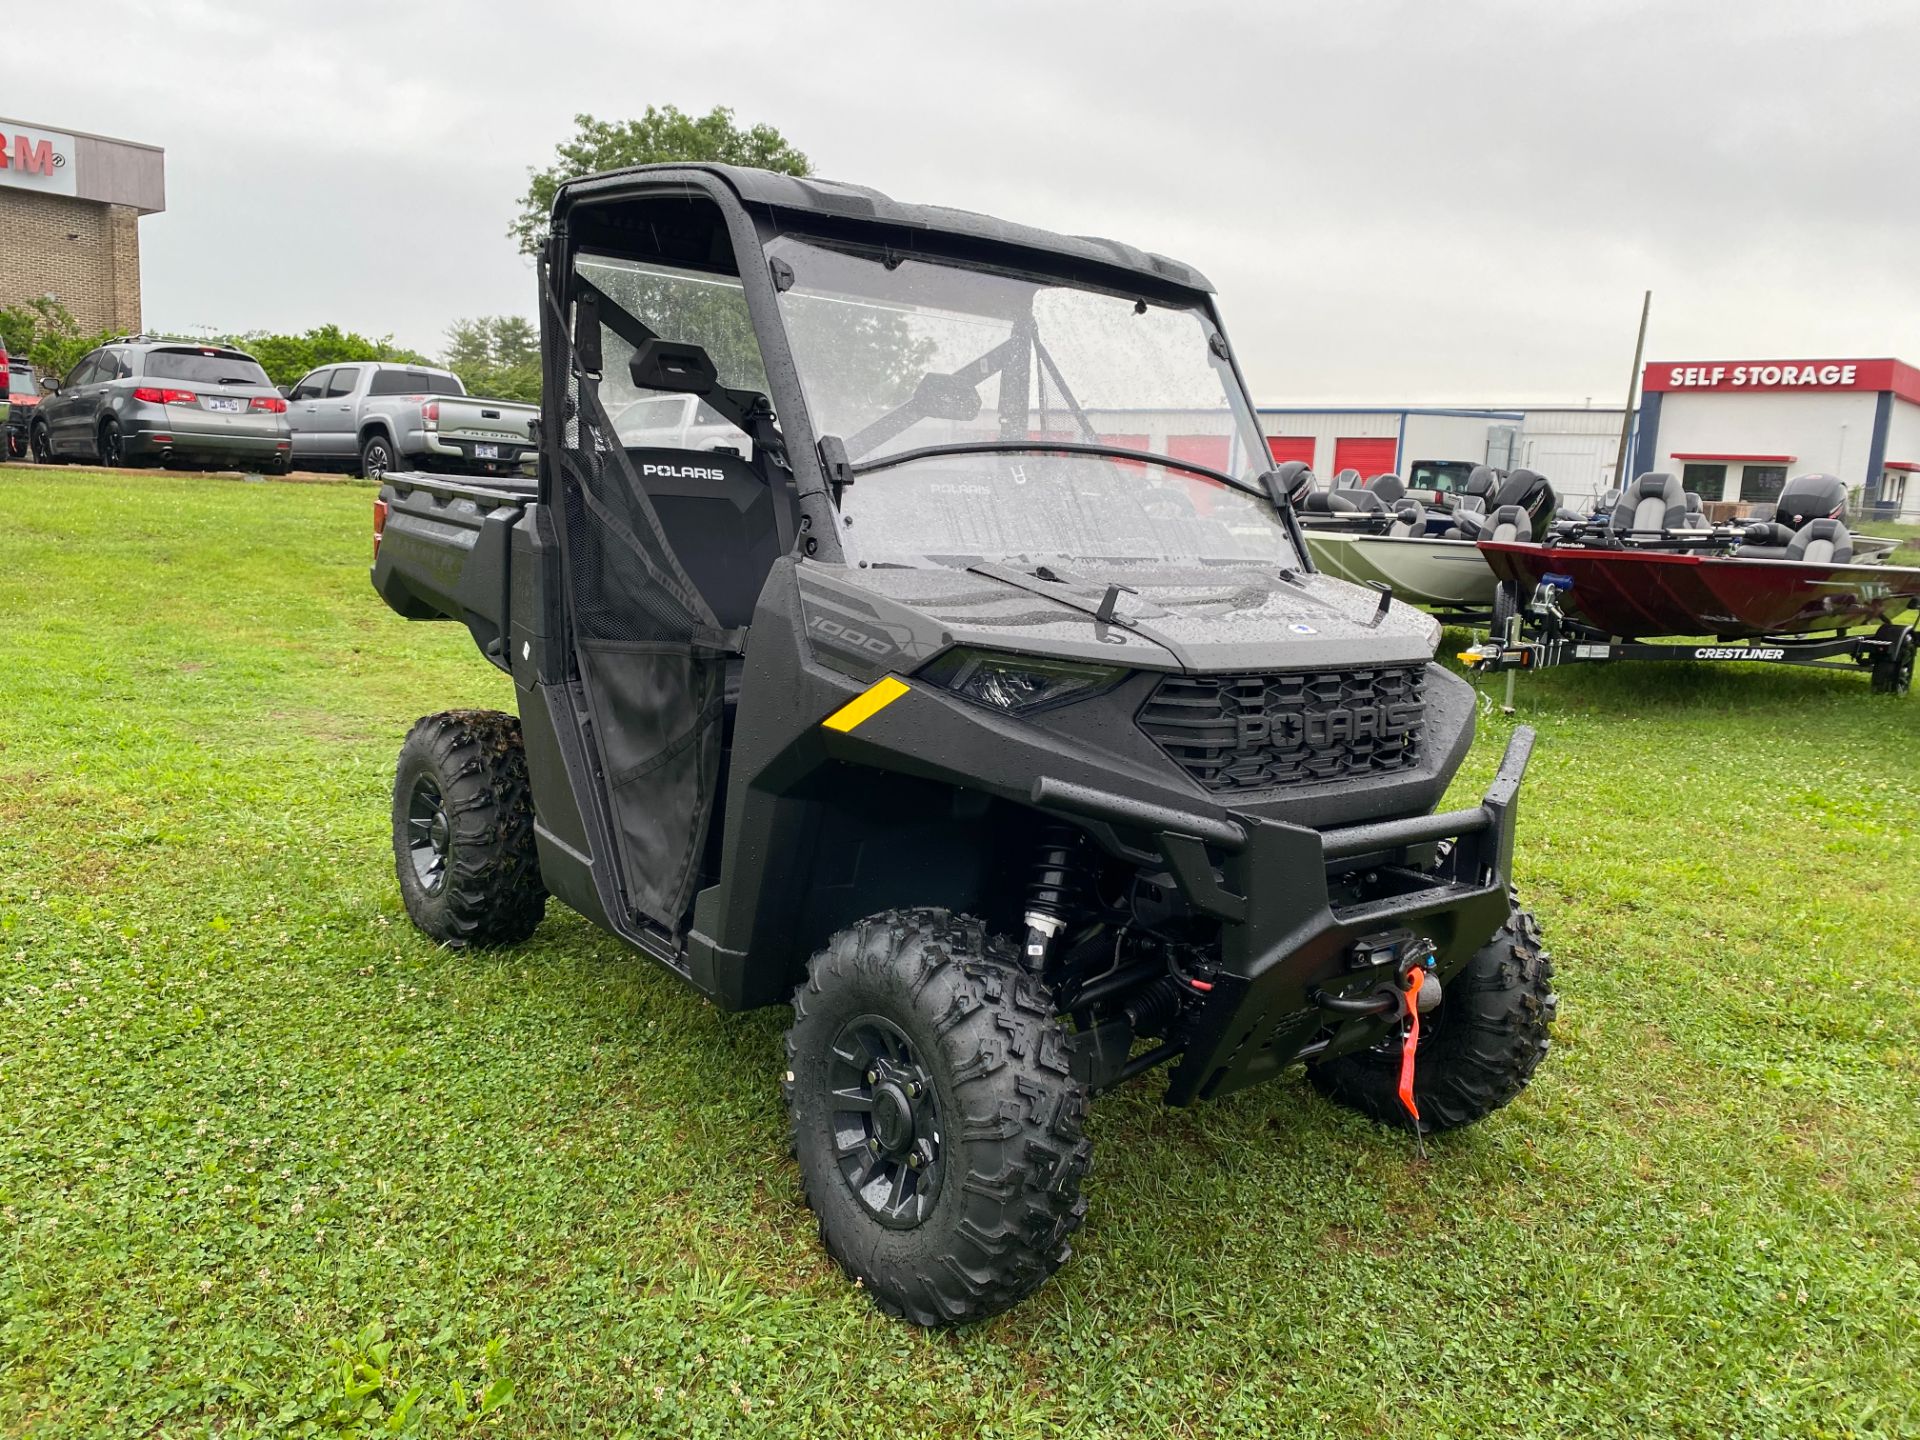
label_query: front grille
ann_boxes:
[1138,667,1426,792]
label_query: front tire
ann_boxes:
[392,710,545,948]
[785,910,1091,1326]
[29,420,58,465]
[1310,903,1556,1133]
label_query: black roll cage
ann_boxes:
[541,165,1307,575]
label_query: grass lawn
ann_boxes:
[2,466,1916,1439]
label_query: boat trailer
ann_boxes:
[1462,575,1916,709]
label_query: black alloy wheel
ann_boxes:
[404,771,450,897]
[825,1014,944,1229]
[360,434,395,480]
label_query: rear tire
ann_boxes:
[392,710,545,948]
[785,909,1092,1326]
[359,432,397,481]
[1309,902,1556,1134]
[98,418,130,468]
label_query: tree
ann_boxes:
[0,297,116,380]
[442,316,541,404]
[213,325,431,388]
[510,107,811,257]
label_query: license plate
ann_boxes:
[207,397,243,412]
[472,443,500,459]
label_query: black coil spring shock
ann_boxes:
[1022,822,1094,970]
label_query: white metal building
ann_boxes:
[1631,358,1920,519]
[1255,405,1629,509]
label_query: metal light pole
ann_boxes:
[1612,290,1652,490]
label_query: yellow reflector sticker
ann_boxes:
[821,676,910,732]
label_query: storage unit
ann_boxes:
[1632,359,1920,520]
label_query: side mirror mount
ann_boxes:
[910,370,981,422]
[1261,460,1316,510]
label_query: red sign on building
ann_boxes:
[1644,358,1920,403]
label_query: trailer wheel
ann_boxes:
[784,909,1091,1326]
[1871,626,1913,696]
[1489,580,1519,637]
[392,710,546,948]
[1309,902,1556,1134]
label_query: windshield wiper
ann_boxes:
[847,439,1265,499]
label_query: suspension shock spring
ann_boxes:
[1022,822,1095,971]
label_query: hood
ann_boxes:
[810,559,1441,673]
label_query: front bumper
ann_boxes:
[1037,726,1536,1105]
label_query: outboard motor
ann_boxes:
[1264,460,1319,509]
[1773,473,1848,530]
[1484,468,1559,543]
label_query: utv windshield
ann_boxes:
[767,234,1295,569]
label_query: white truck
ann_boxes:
[283,361,537,479]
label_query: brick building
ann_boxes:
[0,117,165,335]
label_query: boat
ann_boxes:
[1467,473,1919,695]
[1299,468,1557,620]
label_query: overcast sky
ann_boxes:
[18,0,1920,402]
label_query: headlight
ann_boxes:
[920,648,1127,715]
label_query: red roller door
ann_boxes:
[1266,436,1315,466]
[1332,436,1397,478]
[1167,434,1232,472]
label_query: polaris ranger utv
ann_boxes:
[371,164,1557,1325]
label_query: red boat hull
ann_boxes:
[1477,541,1920,639]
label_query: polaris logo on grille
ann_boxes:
[1237,703,1423,750]
[642,463,725,481]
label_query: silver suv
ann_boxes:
[29,337,292,473]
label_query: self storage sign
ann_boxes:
[0,124,76,198]
[1644,359,1898,394]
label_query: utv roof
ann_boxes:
[554,163,1216,296]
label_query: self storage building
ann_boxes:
[1630,358,1920,519]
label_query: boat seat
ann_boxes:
[1332,468,1363,490]
[1327,489,1387,515]
[1362,473,1408,505]
[1785,517,1852,565]
[1609,473,1687,534]
[1385,499,1427,537]
[1452,493,1488,517]
[1732,521,1793,560]
[1683,491,1706,526]
[1483,505,1532,543]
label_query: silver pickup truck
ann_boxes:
[283,360,536,478]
